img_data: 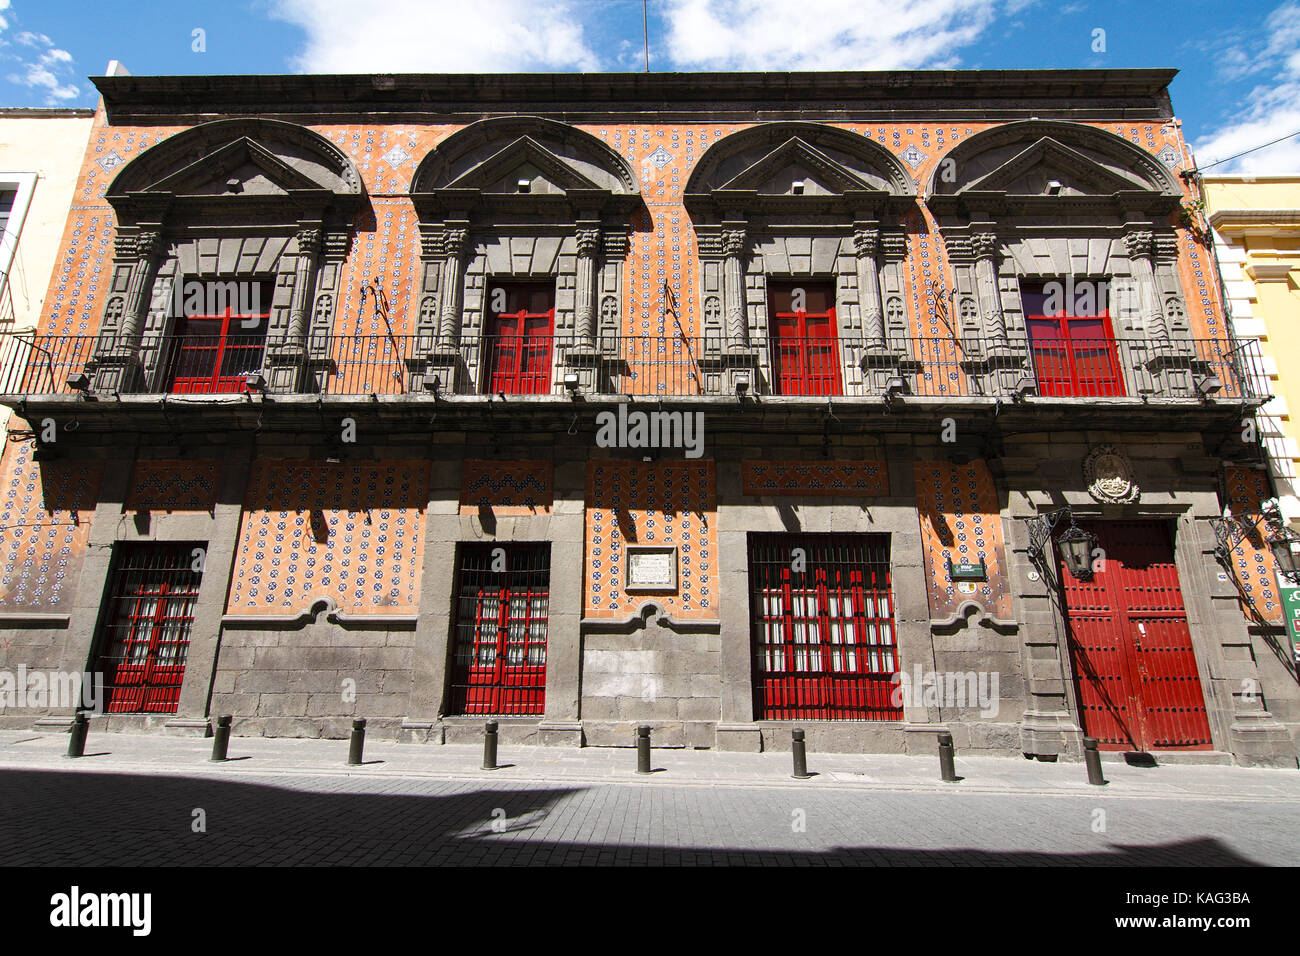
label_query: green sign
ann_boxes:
[1276,571,1300,662]
[946,558,987,581]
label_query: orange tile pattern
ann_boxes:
[125,459,220,512]
[1224,465,1283,624]
[42,111,1214,371]
[0,439,101,611]
[914,459,1012,621]
[227,460,430,616]
[585,459,716,620]
[460,460,553,515]
[741,461,888,496]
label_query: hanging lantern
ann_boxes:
[1057,519,1096,579]
[1268,529,1300,580]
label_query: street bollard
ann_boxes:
[791,727,811,779]
[347,717,367,766]
[938,732,958,783]
[1083,736,1108,786]
[482,720,499,771]
[65,712,88,759]
[210,715,232,762]
[636,724,652,774]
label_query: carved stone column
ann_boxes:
[1124,228,1168,340]
[438,226,469,346]
[93,228,163,392]
[721,226,749,347]
[414,224,469,394]
[265,224,322,392]
[854,225,885,349]
[573,226,600,347]
[559,225,604,393]
[287,224,321,343]
[971,232,1007,342]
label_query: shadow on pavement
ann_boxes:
[0,767,1266,866]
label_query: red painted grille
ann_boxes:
[749,533,901,721]
[94,542,203,714]
[448,542,550,716]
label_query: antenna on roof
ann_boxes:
[643,0,650,73]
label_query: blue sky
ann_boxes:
[2,0,1297,172]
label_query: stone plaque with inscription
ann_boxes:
[626,546,677,592]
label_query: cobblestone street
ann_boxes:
[0,732,1296,866]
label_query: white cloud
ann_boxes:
[270,0,602,73]
[1193,1,1300,174]
[2,20,80,104]
[661,0,1016,71]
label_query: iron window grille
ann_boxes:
[748,532,901,721]
[448,542,551,716]
[93,542,204,714]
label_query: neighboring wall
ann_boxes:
[0,109,95,433]
[1205,176,1300,527]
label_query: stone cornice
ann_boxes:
[1209,208,1300,235]
[90,69,1179,121]
[1244,262,1297,283]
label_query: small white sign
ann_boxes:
[627,546,677,592]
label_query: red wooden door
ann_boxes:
[96,544,202,714]
[1026,313,1124,398]
[449,543,549,715]
[768,282,842,396]
[749,534,901,720]
[1059,520,1212,751]
[166,295,270,394]
[484,283,554,395]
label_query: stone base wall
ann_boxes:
[210,617,415,739]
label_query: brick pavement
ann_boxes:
[0,730,1296,865]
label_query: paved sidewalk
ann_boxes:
[1,728,1297,799]
[2,730,1298,865]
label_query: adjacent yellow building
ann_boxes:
[1205,175,1300,527]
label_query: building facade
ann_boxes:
[0,71,1295,766]
[1205,175,1300,528]
[0,108,96,430]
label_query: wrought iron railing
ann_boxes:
[0,331,1267,403]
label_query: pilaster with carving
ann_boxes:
[93,228,164,392]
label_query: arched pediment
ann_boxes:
[411,116,639,215]
[927,120,1181,217]
[684,122,916,214]
[106,118,362,224]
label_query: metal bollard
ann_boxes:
[482,720,499,770]
[938,732,958,782]
[65,712,88,758]
[1083,736,1108,786]
[210,715,232,762]
[791,727,811,779]
[636,724,652,774]
[347,717,367,766]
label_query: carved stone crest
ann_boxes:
[1084,443,1139,504]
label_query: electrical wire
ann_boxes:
[1195,128,1300,172]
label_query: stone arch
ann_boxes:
[411,115,639,196]
[926,119,1181,202]
[684,121,916,200]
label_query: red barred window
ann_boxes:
[94,542,203,714]
[448,542,550,715]
[749,533,900,721]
